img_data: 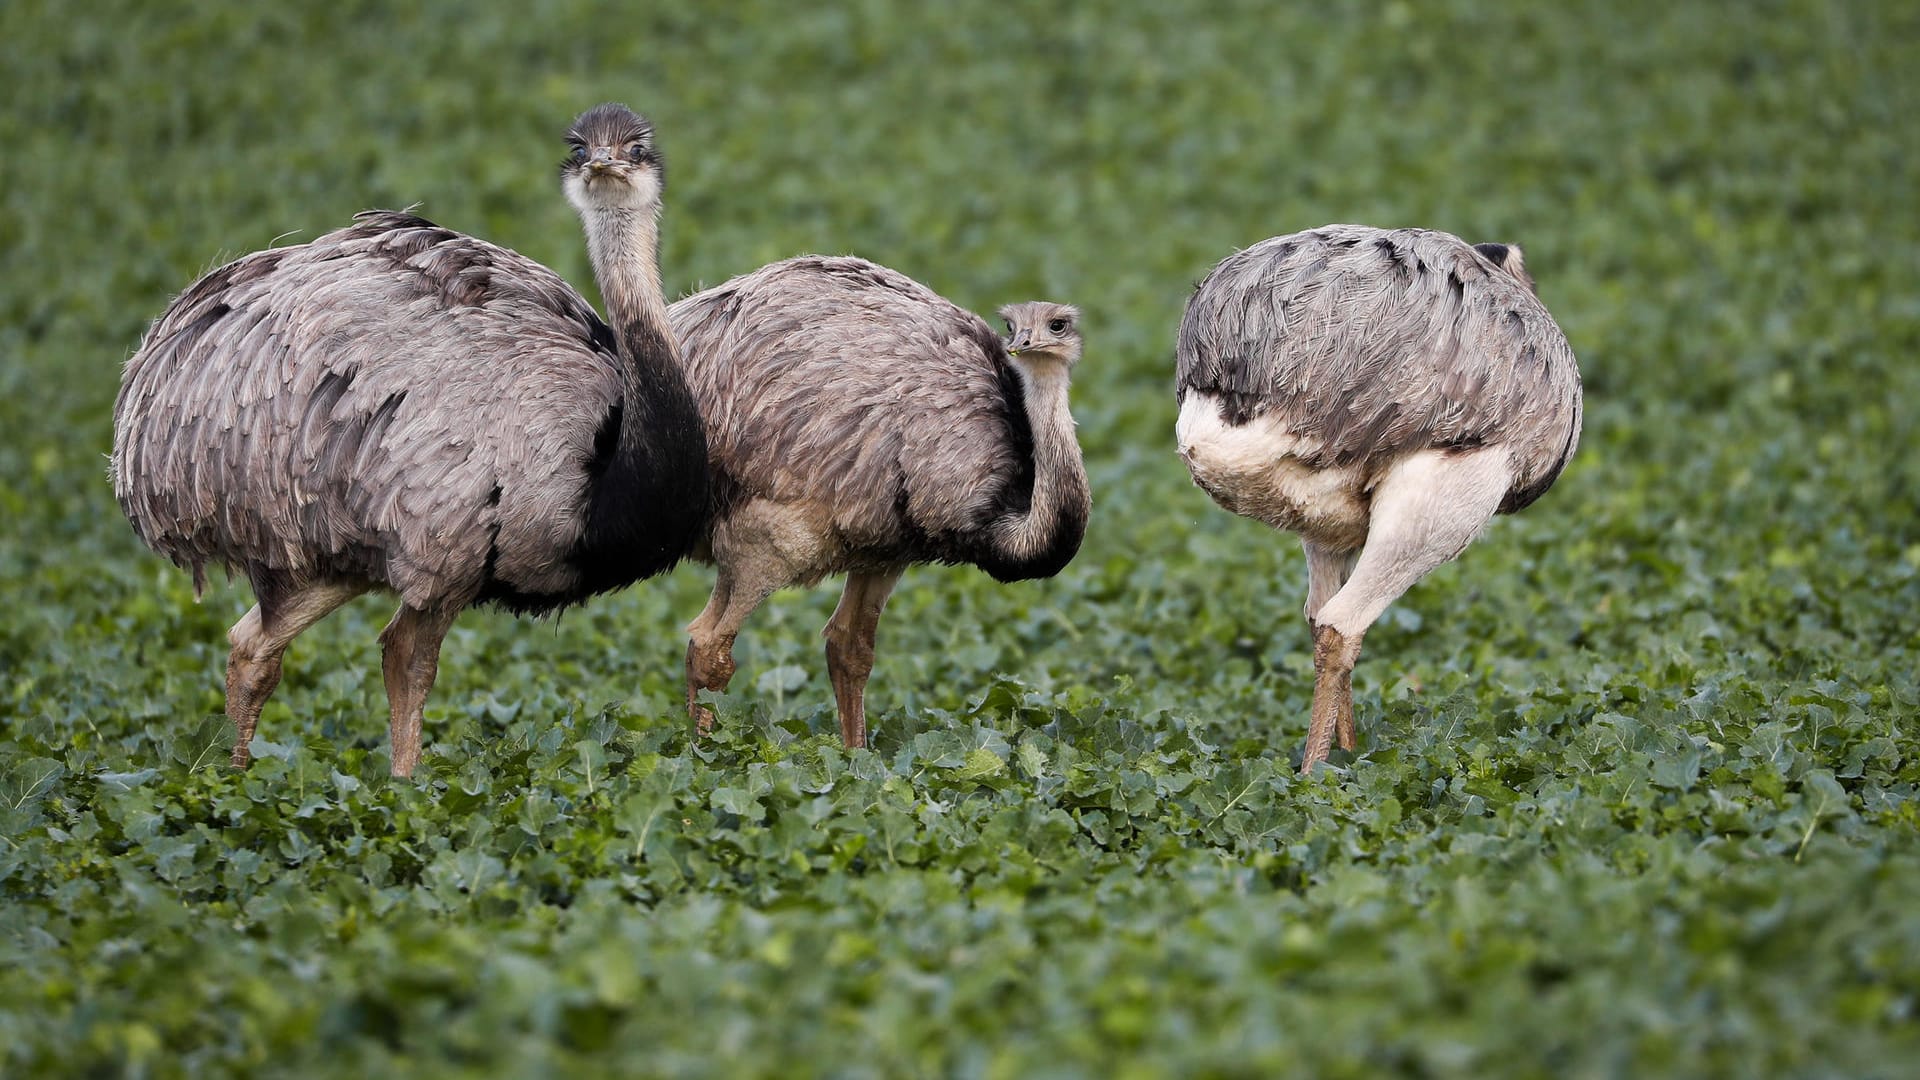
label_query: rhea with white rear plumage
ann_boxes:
[1175,225,1582,773]
[668,267,1089,748]
[110,104,707,776]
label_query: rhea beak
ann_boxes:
[587,148,617,173]
[1007,330,1032,355]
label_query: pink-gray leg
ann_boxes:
[1302,540,1360,624]
[1303,540,1363,751]
[378,604,460,778]
[225,583,364,769]
[683,565,736,734]
[822,567,904,749]
[684,560,784,736]
[1300,449,1513,774]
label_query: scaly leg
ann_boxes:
[683,565,735,733]
[1302,540,1362,750]
[1303,622,1363,767]
[684,558,785,735]
[1300,449,1513,773]
[378,604,460,778]
[225,582,364,769]
[1336,667,1359,753]
[1302,539,1360,624]
[822,567,905,749]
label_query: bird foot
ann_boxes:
[1301,623,1359,773]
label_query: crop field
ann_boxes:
[3,0,1918,1075]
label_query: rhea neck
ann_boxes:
[987,355,1089,580]
[569,187,708,581]
[580,200,672,355]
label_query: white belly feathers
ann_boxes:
[1175,393,1371,549]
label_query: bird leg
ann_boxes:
[1297,542,1362,771]
[1336,664,1360,752]
[226,616,283,771]
[684,560,782,736]
[822,567,903,749]
[1300,448,1514,774]
[224,584,361,769]
[1304,542,1362,753]
[379,604,459,778]
[1302,623,1364,772]
[684,637,736,734]
[683,566,736,734]
[1302,540,1360,624]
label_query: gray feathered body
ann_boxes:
[1176,224,1582,546]
[1176,224,1582,773]
[669,256,1084,583]
[112,210,707,614]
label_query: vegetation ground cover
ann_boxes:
[2,1,1917,1075]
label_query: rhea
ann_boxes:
[110,104,707,777]
[1175,225,1582,773]
[668,265,1089,747]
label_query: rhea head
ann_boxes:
[561,103,663,214]
[1000,302,1082,368]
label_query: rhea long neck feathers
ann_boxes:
[583,206,673,352]
[989,362,1089,569]
[572,200,706,574]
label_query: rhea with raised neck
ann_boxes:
[107,103,712,780]
[560,102,707,578]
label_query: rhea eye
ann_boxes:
[568,145,586,163]
[628,143,648,162]
[1047,318,1068,334]
[1004,320,1014,334]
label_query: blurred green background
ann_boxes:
[2,1,1917,1075]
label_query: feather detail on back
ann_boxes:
[1175,225,1582,513]
[112,211,639,610]
[671,258,1088,748]
[669,256,1048,567]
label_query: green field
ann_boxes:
[3,1,1918,1075]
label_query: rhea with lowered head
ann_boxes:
[669,266,1090,748]
[1175,225,1582,773]
[110,104,706,776]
